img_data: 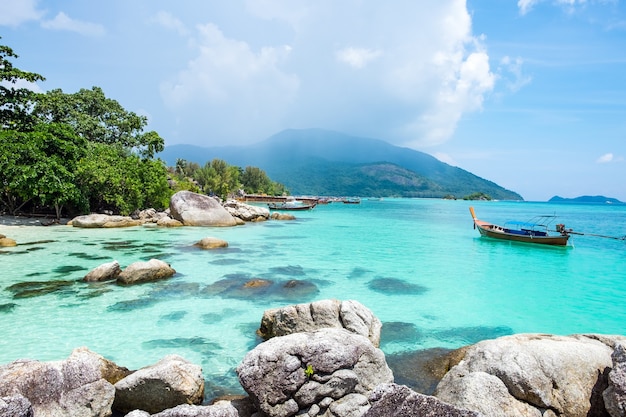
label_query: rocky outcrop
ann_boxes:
[257,299,383,347]
[435,334,624,417]
[194,237,229,249]
[604,342,626,417]
[70,213,143,228]
[365,383,483,417]
[236,327,393,417]
[223,200,270,222]
[0,347,117,417]
[0,233,17,247]
[0,394,33,417]
[157,216,184,227]
[169,191,237,227]
[270,212,296,220]
[125,401,244,416]
[83,260,122,282]
[113,355,204,415]
[117,259,176,285]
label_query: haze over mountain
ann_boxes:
[158,129,523,200]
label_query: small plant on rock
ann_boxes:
[304,364,314,378]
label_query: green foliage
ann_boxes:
[0,40,46,131]
[240,166,287,196]
[463,192,492,201]
[304,364,314,378]
[33,86,164,158]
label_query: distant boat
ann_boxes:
[342,197,361,204]
[268,201,316,211]
[469,207,570,246]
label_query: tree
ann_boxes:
[0,39,45,131]
[33,86,164,158]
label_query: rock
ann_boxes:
[117,259,176,285]
[0,394,33,417]
[83,260,122,282]
[169,191,237,227]
[257,299,382,347]
[0,236,17,247]
[149,402,241,416]
[236,327,393,417]
[365,383,483,417]
[125,411,150,417]
[113,354,204,415]
[604,342,626,417]
[435,333,620,417]
[157,216,184,227]
[270,212,296,220]
[70,213,143,228]
[194,237,229,249]
[0,347,116,417]
[223,200,270,222]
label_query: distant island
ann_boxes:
[549,195,624,204]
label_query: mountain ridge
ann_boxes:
[158,128,523,200]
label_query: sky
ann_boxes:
[1,0,625,201]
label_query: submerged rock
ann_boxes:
[194,237,229,249]
[0,234,17,247]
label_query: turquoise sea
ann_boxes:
[1,199,625,398]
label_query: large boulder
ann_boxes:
[83,260,122,282]
[604,342,626,417]
[169,191,237,227]
[236,327,393,417]
[365,383,483,417]
[223,200,270,222]
[113,355,204,415]
[257,299,382,347]
[117,259,176,285]
[194,237,229,249]
[0,347,117,417]
[0,394,33,417]
[435,334,623,417]
[70,213,143,228]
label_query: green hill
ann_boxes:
[158,128,522,200]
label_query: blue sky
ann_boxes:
[1,0,625,201]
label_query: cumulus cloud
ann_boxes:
[159,1,496,147]
[499,56,532,92]
[336,47,382,69]
[41,12,105,37]
[0,0,43,26]
[597,153,624,163]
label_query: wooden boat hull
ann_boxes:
[470,207,570,246]
[267,203,316,211]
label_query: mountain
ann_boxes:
[549,195,624,204]
[158,128,523,200]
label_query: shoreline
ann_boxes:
[0,214,71,227]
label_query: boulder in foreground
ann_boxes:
[237,327,393,417]
[169,191,237,227]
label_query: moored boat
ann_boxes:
[268,201,316,211]
[469,207,570,246]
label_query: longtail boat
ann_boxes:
[267,201,316,211]
[469,206,570,246]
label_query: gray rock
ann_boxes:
[151,402,241,416]
[0,347,116,417]
[435,333,619,417]
[83,260,122,282]
[113,354,204,415]
[124,411,151,417]
[604,342,626,417]
[0,394,33,417]
[365,383,483,417]
[257,299,382,347]
[223,200,270,222]
[70,213,143,228]
[157,216,184,227]
[270,212,296,220]
[169,191,237,227]
[236,327,393,417]
[117,259,176,285]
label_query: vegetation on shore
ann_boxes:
[0,39,285,219]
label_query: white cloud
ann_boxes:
[433,152,458,166]
[499,56,532,92]
[41,12,105,37]
[336,47,382,69]
[597,153,624,163]
[518,0,593,15]
[0,78,43,93]
[0,0,43,26]
[151,11,189,36]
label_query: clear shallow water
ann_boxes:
[1,199,625,397]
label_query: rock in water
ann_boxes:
[169,191,237,227]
